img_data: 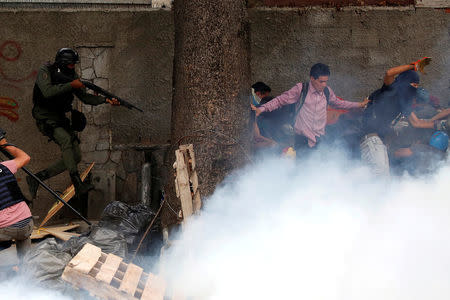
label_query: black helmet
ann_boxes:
[55,48,79,66]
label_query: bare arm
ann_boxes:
[408,111,434,129]
[384,64,415,86]
[384,57,431,86]
[0,138,30,169]
[430,108,450,122]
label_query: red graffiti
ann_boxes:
[0,40,37,83]
[0,96,19,122]
[0,40,22,61]
[0,40,37,122]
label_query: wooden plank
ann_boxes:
[68,243,102,274]
[31,224,80,240]
[179,144,196,170]
[174,149,193,219]
[62,267,137,300]
[119,263,143,296]
[141,273,166,300]
[39,162,95,228]
[95,253,123,284]
[41,228,80,241]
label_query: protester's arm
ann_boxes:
[408,111,434,129]
[430,108,450,122]
[251,83,302,116]
[383,57,431,86]
[0,138,30,169]
[328,88,369,110]
[384,64,415,86]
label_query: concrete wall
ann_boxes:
[0,5,448,221]
[0,7,174,221]
[249,7,449,105]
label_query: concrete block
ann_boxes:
[78,47,95,59]
[79,125,100,152]
[80,141,96,153]
[81,103,92,113]
[82,150,109,165]
[110,151,122,164]
[93,49,110,78]
[92,104,111,126]
[81,67,95,80]
[96,140,110,151]
[80,57,93,70]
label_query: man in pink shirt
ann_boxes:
[251,63,369,154]
[0,133,33,260]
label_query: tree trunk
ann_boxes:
[163,0,252,225]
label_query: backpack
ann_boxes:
[291,82,330,126]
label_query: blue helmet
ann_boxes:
[429,131,449,152]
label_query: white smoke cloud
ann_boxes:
[0,276,71,300]
[161,150,450,300]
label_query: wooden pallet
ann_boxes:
[62,243,166,300]
[173,144,201,222]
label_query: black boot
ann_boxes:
[70,172,94,196]
[26,170,49,199]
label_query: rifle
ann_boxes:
[0,130,91,226]
[81,80,144,113]
[54,70,144,113]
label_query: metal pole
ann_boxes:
[0,148,91,226]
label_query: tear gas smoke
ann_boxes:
[0,276,72,300]
[161,150,450,300]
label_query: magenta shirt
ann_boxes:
[0,160,32,228]
[259,82,361,147]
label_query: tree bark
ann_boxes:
[164,0,252,225]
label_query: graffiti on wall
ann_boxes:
[0,40,37,122]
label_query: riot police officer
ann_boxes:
[27,48,119,203]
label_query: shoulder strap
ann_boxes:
[294,82,309,118]
[324,87,330,104]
